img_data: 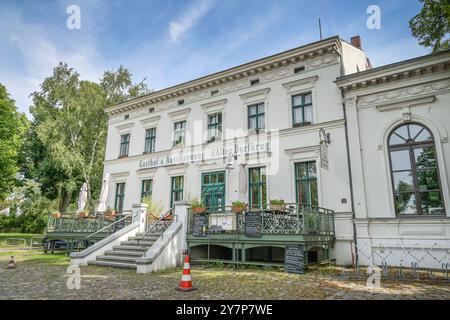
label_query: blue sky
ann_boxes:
[0,0,429,117]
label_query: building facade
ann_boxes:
[102,36,371,265]
[336,50,450,269]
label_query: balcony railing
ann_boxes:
[46,211,133,235]
[187,203,334,236]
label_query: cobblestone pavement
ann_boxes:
[0,254,449,300]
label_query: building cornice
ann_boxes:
[105,37,342,116]
[336,50,450,93]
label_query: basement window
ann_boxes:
[250,79,260,86]
[294,66,305,74]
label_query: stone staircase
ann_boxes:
[87,230,163,269]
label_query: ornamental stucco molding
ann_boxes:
[357,79,450,108]
[106,50,340,120]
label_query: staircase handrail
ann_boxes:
[137,207,174,245]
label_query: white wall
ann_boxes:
[102,39,371,265]
[342,52,450,268]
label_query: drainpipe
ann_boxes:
[341,98,359,268]
[335,43,359,267]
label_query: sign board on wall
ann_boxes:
[192,214,208,237]
[320,143,329,170]
[244,211,262,238]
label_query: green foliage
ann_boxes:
[190,198,205,209]
[0,84,28,201]
[409,0,450,52]
[24,63,149,213]
[269,199,285,205]
[142,195,164,217]
[0,180,56,233]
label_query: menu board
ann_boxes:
[192,214,208,237]
[284,245,305,274]
[244,211,262,238]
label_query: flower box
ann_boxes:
[270,203,286,211]
[231,202,247,214]
[51,212,62,218]
[192,206,206,214]
[79,211,89,218]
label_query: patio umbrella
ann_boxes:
[238,164,247,201]
[77,182,88,213]
[97,173,110,213]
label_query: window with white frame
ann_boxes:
[248,103,265,131]
[173,121,186,147]
[388,123,445,216]
[119,134,130,157]
[292,92,313,126]
[207,113,222,141]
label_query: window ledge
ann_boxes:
[293,122,312,128]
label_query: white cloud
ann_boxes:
[0,7,104,117]
[169,0,215,42]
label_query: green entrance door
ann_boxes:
[201,171,226,210]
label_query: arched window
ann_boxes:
[388,123,445,216]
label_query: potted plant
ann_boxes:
[79,210,89,218]
[231,201,247,214]
[270,199,286,211]
[142,195,165,222]
[191,198,206,214]
[51,212,62,218]
[105,208,117,220]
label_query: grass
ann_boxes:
[0,232,44,247]
[0,248,69,266]
[0,232,68,266]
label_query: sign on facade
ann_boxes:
[139,141,271,170]
[244,211,262,237]
[192,215,208,237]
[320,143,329,170]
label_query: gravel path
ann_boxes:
[1,255,449,300]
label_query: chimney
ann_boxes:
[351,36,362,50]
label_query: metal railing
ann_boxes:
[188,203,335,236]
[45,210,133,235]
[85,214,134,239]
[137,208,175,245]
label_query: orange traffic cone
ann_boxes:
[7,256,16,269]
[175,254,197,292]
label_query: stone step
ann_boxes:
[87,260,137,269]
[128,234,160,241]
[112,245,147,252]
[121,240,155,247]
[136,231,163,237]
[97,255,138,263]
[104,250,143,257]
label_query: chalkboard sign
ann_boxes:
[244,211,262,238]
[284,245,305,274]
[192,214,208,237]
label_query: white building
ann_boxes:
[336,50,450,269]
[99,35,450,268]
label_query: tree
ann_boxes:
[26,63,149,213]
[0,84,28,202]
[410,0,450,52]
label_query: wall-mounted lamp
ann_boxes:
[319,128,331,146]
